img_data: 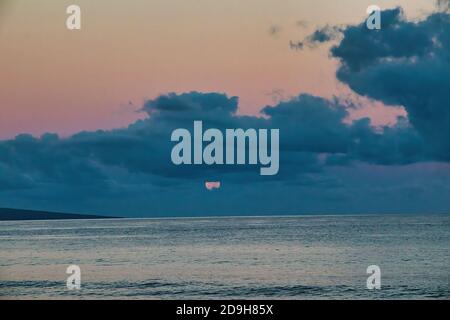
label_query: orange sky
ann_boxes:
[0,0,437,138]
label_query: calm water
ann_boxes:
[0,215,449,299]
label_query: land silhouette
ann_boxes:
[0,208,120,221]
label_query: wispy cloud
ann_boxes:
[289,25,342,51]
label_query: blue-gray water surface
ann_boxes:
[0,215,449,299]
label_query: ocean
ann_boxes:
[0,215,449,299]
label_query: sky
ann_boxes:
[0,0,449,217]
[0,0,437,138]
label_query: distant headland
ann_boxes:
[0,208,121,221]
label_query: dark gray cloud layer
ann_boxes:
[0,90,439,216]
[0,92,428,188]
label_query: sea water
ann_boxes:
[0,215,449,299]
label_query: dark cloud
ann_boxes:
[0,92,431,198]
[144,92,239,115]
[348,117,427,165]
[262,95,350,154]
[291,7,450,162]
[331,9,450,161]
[0,92,341,189]
[0,90,445,216]
[307,26,342,44]
[331,8,434,70]
[290,25,342,51]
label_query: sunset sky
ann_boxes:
[0,1,449,217]
[0,0,437,138]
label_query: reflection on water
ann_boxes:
[0,215,449,299]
